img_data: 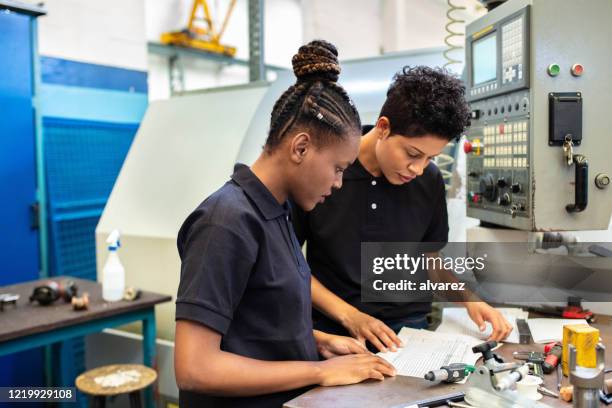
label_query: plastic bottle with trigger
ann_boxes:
[102,230,125,302]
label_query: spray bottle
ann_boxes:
[102,230,125,302]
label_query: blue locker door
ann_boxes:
[0,10,44,388]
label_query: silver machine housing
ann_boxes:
[464,0,612,231]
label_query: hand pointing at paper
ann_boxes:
[465,301,513,341]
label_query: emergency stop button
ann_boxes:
[464,141,473,154]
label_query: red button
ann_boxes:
[472,193,481,203]
[464,141,473,154]
[571,64,584,76]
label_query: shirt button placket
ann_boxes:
[371,180,378,210]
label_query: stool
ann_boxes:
[76,364,157,408]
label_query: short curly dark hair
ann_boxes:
[379,66,470,141]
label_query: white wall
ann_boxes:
[301,0,485,62]
[381,0,485,54]
[37,0,148,71]
[301,0,382,59]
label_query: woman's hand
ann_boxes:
[465,302,513,341]
[316,354,396,386]
[340,310,403,352]
[315,331,369,359]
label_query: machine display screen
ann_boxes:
[472,33,497,85]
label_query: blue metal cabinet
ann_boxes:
[0,8,44,391]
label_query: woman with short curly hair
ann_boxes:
[292,66,514,353]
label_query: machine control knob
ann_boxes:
[468,192,481,203]
[497,177,507,188]
[479,174,498,202]
[510,183,521,193]
[498,193,511,206]
[464,141,473,154]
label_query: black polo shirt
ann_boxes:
[292,137,448,334]
[176,163,318,408]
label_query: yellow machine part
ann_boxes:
[160,0,237,57]
[160,31,236,57]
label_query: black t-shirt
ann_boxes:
[292,133,449,332]
[176,164,318,408]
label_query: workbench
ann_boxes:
[285,315,612,407]
[0,277,171,408]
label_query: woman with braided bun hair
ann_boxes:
[174,40,396,408]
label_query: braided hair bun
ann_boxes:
[291,40,340,83]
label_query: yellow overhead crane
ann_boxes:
[160,0,237,57]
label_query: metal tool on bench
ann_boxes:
[29,279,78,306]
[464,340,553,407]
[568,343,605,408]
[472,340,504,369]
[0,293,19,311]
[538,385,559,398]
[391,391,466,408]
[424,363,476,383]
[513,351,545,378]
[599,374,612,405]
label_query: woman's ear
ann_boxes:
[289,132,312,164]
[376,116,392,140]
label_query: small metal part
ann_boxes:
[472,340,504,369]
[495,364,529,391]
[569,343,605,408]
[71,293,89,311]
[0,293,19,311]
[516,318,532,344]
[563,136,574,166]
[447,402,474,408]
[595,173,610,189]
[538,385,559,398]
[123,287,142,301]
[390,392,465,408]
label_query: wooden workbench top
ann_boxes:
[0,277,172,342]
[285,315,612,407]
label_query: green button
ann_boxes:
[547,63,560,76]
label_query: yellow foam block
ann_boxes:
[562,323,599,376]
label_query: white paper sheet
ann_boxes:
[435,307,528,344]
[526,318,589,343]
[377,327,481,378]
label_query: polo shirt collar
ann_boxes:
[344,159,376,180]
[231,163,288,220]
